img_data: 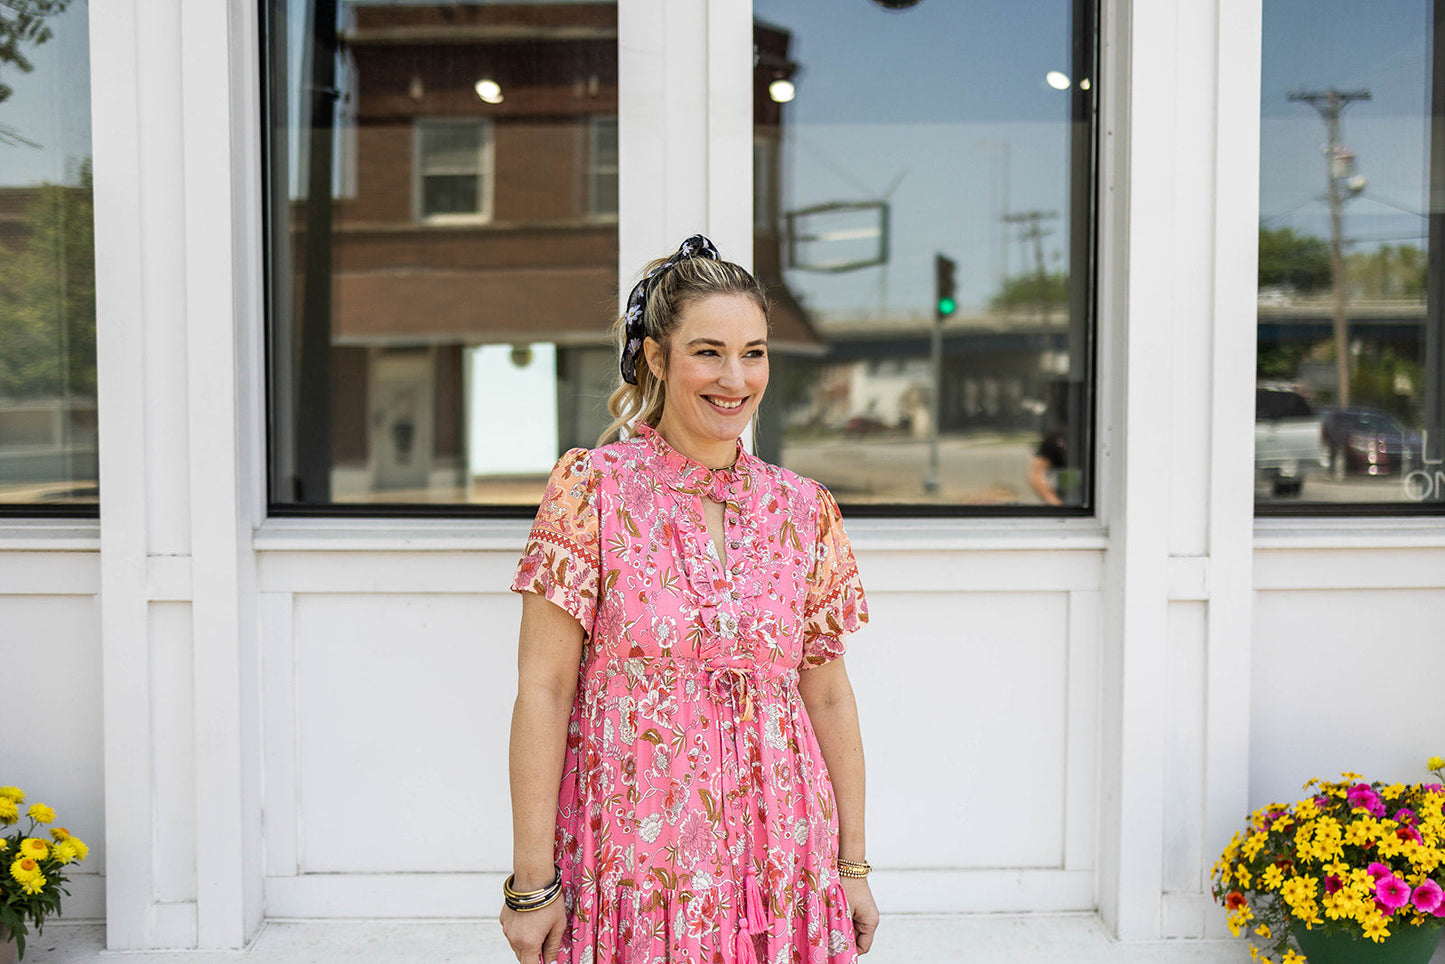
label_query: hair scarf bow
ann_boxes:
[619,234,722,385]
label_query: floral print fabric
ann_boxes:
[511,422,868,964]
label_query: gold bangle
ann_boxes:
[503,866,562,911]
[837,857,871,878]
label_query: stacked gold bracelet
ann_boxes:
[503,865,563,912]
[837,857,871,879]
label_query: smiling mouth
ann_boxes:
[704,395,747,411]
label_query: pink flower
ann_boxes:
[1313,794,1331,809]
[1377,875,1411,911]
[1394,808,1417,825]
[1348,784,1386,816]
[1368,862,1393,879]
[1412,880,1444,915]
[1324,875,1344,895]
[1425,783,1445,794]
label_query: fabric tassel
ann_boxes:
[745,872,765,933]
[735,929,756,964]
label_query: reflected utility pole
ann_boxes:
[1289,87,1370,409]
[1003,210,1058,323]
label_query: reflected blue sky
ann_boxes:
[0,0,1433,304]
[0,0,91,187]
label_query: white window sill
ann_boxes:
[1254,515,1445,549]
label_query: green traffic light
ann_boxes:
[937,297,956,316]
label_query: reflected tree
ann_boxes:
[0,0,74,145]
[989,271,1068,310]
[1258,227,1331,293]
[0,159,96,399]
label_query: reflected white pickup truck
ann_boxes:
[1255,386,1329,497]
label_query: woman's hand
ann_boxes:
[841,875,880,953]
[500,899,566,964]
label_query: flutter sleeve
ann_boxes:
[801,482,869,667]
[510,447,601,634]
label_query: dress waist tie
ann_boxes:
[708,665,766,964]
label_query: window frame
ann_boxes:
[588,114,619,221]
[412,117,495,225]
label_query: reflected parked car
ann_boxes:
[1319,407,1422,478]
[1255,386,1329,497]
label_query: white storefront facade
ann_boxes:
[1,0,1442,953]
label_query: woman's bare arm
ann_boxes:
[798,655,880,952]
[502,592,585,964]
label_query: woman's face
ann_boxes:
[644,292,769,451]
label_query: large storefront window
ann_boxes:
[752,0,1097,510]
[265,0,619,509]
[0,1,97,512]
[1257,0,1445,511]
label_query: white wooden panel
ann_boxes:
[1063,591,1101,872]
[259,547,1104,596]
[0,552,99,595]
[294,594,518,872]
[148,602,196,903]
[261,593,299,877]
[264,868,1092,919]
[0,596,105,875]
[856,592,1069,870]
[705,0,752,264]
[1161,602,1205,902]
[1251,588,1445,807]
[1255,547,1445,590]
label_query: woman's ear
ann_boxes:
[642,336,665,381]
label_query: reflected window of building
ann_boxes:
[264,0,619,509]
[752,1,1097,510]
[416,119,493,221]
[1256,0,1445,511]
[589,115,617,218]
[0,0,97,513]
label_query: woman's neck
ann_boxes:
[652,417,738,471]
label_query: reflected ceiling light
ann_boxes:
[475,78,503,104]
[1045,71,1071,90]
[768,79,796,103]
[1079,78,1091,90]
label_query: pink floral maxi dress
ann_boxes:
[511,422,869,964]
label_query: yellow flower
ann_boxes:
[1254,923,1272,939]
[1381,783,1405,800]
[0,838,7,852]
[1282,950,1306,963]
[0,798,17,826]
[1428,756,1445,771]
[0,787,25,804]
[20,837,48,860]
[26,803,55,825]
[1262,864,1286,890]
[1248,945,1261,961]
[50,840,80,865]
[1361,914,1391,943]
[66,835,89,862]
[9,856,41,886]
[49,826,70,842]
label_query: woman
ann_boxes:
[503,236,878,964]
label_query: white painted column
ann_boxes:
[92,0,265,949]
[1096,0,1259,940]
[618,0,754,294]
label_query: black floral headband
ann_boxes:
[619,234,721,385]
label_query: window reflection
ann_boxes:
[0,0,96,509]
[1257,0,1444,508]
[752,1,1095,508]
[267,1,619,506]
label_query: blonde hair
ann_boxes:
[598,253,769,446]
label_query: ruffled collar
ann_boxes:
[634,421,752,501]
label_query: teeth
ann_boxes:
[707,397,744,409]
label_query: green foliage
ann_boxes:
[1258,227,1331,293]
[0,160,96,401]
[989,271,1069,310]
[1346,243,1426,299]
[1350,346,1421,423]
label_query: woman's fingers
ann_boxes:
[855,911,878,953]
[540,915,565,964]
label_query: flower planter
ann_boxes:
[0,927,15,964]
[1292,919,1444,964]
